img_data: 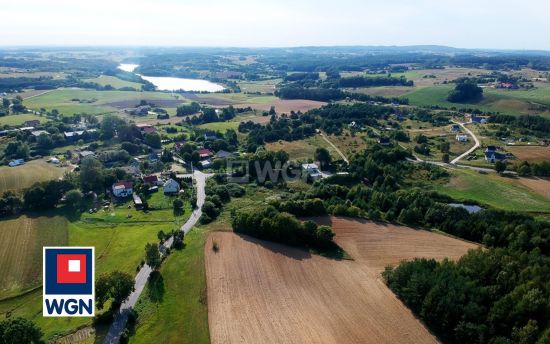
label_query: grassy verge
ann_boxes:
[130,228,210,344]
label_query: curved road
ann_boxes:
[450,121,480,165]
[104,170,210,344]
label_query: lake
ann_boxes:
[117,64,224,92]
[448,203,483,214]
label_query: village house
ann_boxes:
[23,120,41,127]
[214,150,233,159]
[378,137,391,146]
[484,145,506,163]
[127,105,151,116]
[79,150,95,159]
[450,124,461,132]
[204,131,217,140]
[112,181,133,197]
[136,123,157,133]
[163,178,180,194]
[200,159,212,169]
[31,130,49,137]
[456,134,469,142]
[302,163,323,180]
[470,116,488,124]
[198,148,213,159]
[143,175,162,186]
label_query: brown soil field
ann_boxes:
[507,146,550,162]
[241,99,326,113]
[206,217,478,344]
[517,177,550,199]
[318,217,479,273]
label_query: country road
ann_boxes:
[103,170,211,344]
[319,133,349,164]
[450,121,480,165]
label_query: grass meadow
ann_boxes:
[0,160,70,195]
[433,168,550,213]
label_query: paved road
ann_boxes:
[103,170,211,344]
[319,133,349,164]
[450,121,480,165]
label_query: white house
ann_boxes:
[163,178,181,194]
[302,163,323,180]
[456,134,469,142]
[112,181,133,198]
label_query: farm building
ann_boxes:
[450,124,461,132]
[112,181,133,198]
[133,193,144,209]
[163,179,180,194]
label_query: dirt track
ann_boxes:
[206,217,478,344]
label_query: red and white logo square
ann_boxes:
[56,254,87,284]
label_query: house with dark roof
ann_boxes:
[204,131,217,140]
[214,150,233,159]
[143,175,161,185]
[378,137,390,146]
[23,120,40,127]
[485,151,506,163]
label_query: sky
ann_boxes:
[1,0,549,50]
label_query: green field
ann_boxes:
[84,75,143,90]
[130,229,210,344]
[237,78,281,94]
[402,85,550,117]
[433,168,550,213]
[198,121,240,133]
[265,135,339,161]
[0,160,70,195]
[0,215,68,298]
[24,89,180,116]
[0,192,191,341]
[0,114,48,126]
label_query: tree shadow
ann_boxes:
[147,270,165,303]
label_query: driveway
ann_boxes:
[103,170,211,344]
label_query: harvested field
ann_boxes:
[0,215,68,298]
[240,98,326,113]
[517,177,550,199]
[206,217,477,344]
[318,217,479,273]
[507,145,550,162]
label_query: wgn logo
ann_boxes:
[43,247,95,317]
